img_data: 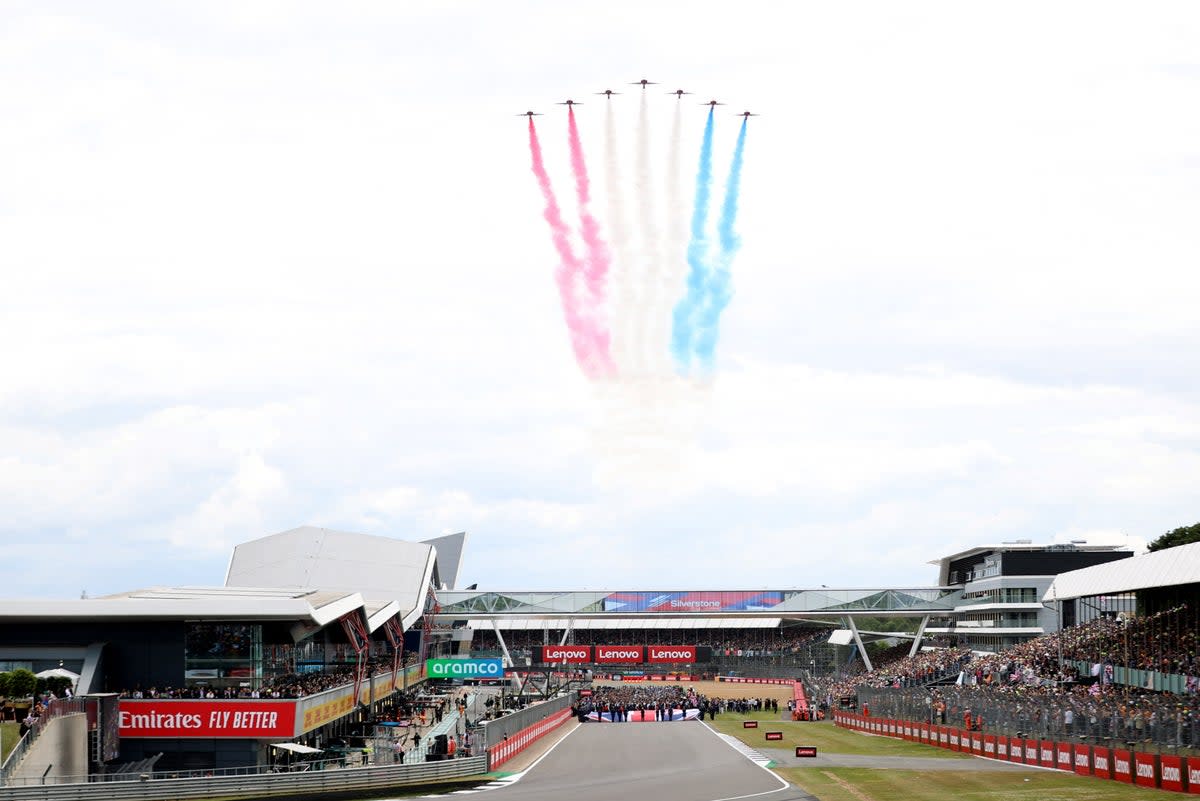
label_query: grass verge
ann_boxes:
[778,766,1166,801]
[711,717,965,759]
[1,721,20,762]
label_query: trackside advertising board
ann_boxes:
[426,658,505,678]
[119,700,296,738]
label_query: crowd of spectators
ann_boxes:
[471,627,829,657]
[121,652,419,700]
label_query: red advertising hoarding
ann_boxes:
[1185,756,1200,794]
[594,645,645,664]
[1134,753,1157,788]
[646,645,697,663]
[1092,747,1111,779]
[541,645,592,663]
[119,700,296,738]
[1074,744,1091,776]
[1113,749,1134,783]
[1159,755,1183,792]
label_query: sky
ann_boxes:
[2,2,1198,598]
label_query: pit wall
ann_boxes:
[834,711,1197,794]
[486,708,574,771]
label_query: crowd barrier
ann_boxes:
[715,676,794,685]
[834,711,1199,793]
[486,708,574,771]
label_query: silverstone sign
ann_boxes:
[426,658,504,678]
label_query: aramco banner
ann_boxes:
[426,658,505,679]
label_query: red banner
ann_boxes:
[1134,753,1157,787]
[1092,746,1111,779]
[1057,743,1073,771]
[1113,749,1133,783]
[541,645,592,663]
[996,736,1008,759]
[1185,757,1200,793]
[1025,739,1039,765]
[1160,755,1183,792]
[646,645,697,663]
[1074,744,1091,776]
[594,645,644,664]
[119,700,296,738]
[1040,740,1055,767]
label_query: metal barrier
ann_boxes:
[479,692,576,750]
[0,699,88,785]
[857,686,1200,755]
[0,755,488,801]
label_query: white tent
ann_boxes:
[35,667,79,686]
[270,742,323,755]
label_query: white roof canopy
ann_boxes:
[271,742,323,754]
[1044,542,1200,602]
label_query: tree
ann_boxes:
[7,669,36,699]
[1146,522,1200,553]
[0,672,11,698]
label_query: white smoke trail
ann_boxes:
[604,99,635,376]
[632,87,661,378]
[658,97,688,377]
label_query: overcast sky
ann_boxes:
[3,2,1198,598]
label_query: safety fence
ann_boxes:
[486,707,574,771]
[0,699,88,785]
[0,755,489,801]
[479,692,575,751]
[835,711,1199,793]
[1071,660,1196,695]
[857,686,1199,754]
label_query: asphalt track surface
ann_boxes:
[481,722,814,801]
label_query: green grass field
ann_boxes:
[715,716,1163,801]
[1,721,20,762]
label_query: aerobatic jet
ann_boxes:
[700,99,725,107]
[629,78,658,87]
[595,89,621,98]
[735,111,759,118]
[516,111,543,117]
[667,89,692,98]
[556,99,583,106]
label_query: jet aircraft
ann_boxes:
[667,89,692,98]
[735,111,759,118]
[556,99,583,106]
[516,111,543,117]
[700,99,725,107]
[595,89,621,98]
[629,78,658,87]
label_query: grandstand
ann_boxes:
[5,526,1195,783]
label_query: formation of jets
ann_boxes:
[519,81,757,119]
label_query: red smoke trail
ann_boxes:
[528,118,613,378]
[566,108,612,319]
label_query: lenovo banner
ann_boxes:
[594,645,644,664]
[119,700,296,738]
[646,645,697,663]
[537,645,592,664]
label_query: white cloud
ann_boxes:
[2,2,1198,597]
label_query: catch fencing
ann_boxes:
[857,686,1199,754]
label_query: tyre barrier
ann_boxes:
[833,711,1197,793]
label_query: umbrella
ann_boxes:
[35,667,80,685]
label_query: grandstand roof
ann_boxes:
[1044,541,1200,602]
[0,586,364,625]
[225,525,439,629]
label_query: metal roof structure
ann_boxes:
[225,525,441,630]
[0,586,364,627]
[1044,542,1200,602]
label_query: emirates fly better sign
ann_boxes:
[425,658,505,678]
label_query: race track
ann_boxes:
[482,722,813,801]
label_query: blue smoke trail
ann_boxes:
[692,117,748,371]
[670,108,715,371]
